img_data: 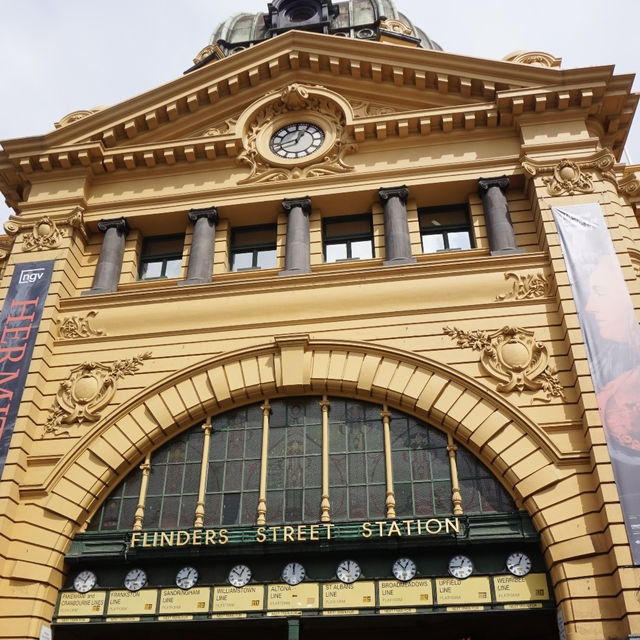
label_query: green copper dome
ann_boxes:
[210,0,442,55]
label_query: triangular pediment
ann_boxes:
[1,29,636,181]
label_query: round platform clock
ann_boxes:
[336,559,361,584]
[73,569,97,593]
[506,552,532,577]
[175,566,198,590]
[124,568,147,592]
[282,562,306,586]
[269,122,325,159]
[392,557,417,582]
[448,554,473,579]
[228,564,252,588]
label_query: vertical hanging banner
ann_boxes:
[552,203,640,564]
[0,261,54,481]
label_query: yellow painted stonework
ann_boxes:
[0,14,639,640]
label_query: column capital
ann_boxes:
[187,206,218,224]
[97,217,129,235]
[281,196,311,213]
[378,185,409,203]
[478,176,510,196]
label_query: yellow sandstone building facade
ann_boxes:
[0,2,639,639]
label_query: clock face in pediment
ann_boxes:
[269,122,325,159]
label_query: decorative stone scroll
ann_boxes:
[348,100,395,118]
[443,326,564,402]
[496,271,552,301]
[237,83,356,183]
[54,107,105,129]
[502,50,562,68]
[201,118,237,137]
[521,149,616,196]
[43,352,151,437]
[54,311,105,340]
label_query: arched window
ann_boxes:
[88,396,515,532]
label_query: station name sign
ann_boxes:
[129,517,462,549]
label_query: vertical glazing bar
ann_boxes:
[256,400,271,525]
[194,418,213,528]
[320,396,331,522]
[447,433,464,515]
[381,406,396,519]
[133,452,152,531]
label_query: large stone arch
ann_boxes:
[43,335,579,535]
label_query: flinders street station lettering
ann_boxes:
[129,517,461,549]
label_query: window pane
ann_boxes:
[232,252,254,271]
[256,249,277,269]
[350,239,373,259]
[420,208,468,227]
[421,234,445,253]
[324,218,371,238]
[447,231,471,250]
[141,261,163,279]
[325,243,348,262]
[233,226,277,246]
[164,258,182,278]
[143,236,184,256]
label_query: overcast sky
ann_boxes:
[1,0,638,224]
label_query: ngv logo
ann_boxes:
[18,268,45,284]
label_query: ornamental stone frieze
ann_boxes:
[496,271,552,301]
[54,107,105,129]
[348,100,396,118]
[54,311,105,340]
[236,83,357,183]
[443,326,564,402]
[4,206,87,251]
[43,352,151,437]
[502,50,562,68]
[521,149,617,196]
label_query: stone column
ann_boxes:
[83,217,129,295]
[478,176,523,255]
[279,196,311,276]
[379,185,415,265]
[179,206,218,285]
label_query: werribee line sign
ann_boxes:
[129,517,462,549]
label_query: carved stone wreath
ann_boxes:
[443,326,564,402]
[43,352,151,437]
[236,83,357,184]
[22,217,63,251]
[521,149,616,196]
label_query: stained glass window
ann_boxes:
[88,396,518,532]
[328,399,386,521]
[204,404,262,526]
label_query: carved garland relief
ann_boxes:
[443,326,564,402]
[496,271,552,301]
[55,311,105,340]
[44,353,151,437]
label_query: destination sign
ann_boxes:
[493,574,549,602]
[212,586,264,612]
[58,591,106,617]
[435,577,491,605]
[378,579,432,607]
[323,582,376,608]
[158,587,210,614]
[267,583,319,610]
[107,589,157,616]
[129,517,461,550]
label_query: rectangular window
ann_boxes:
[323,215,373,262]
[230,225,277,271]
[139,235,184,280]
[419,205,473,254]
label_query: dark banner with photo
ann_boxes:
[0,261,54,481]
[553,203,640,564]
